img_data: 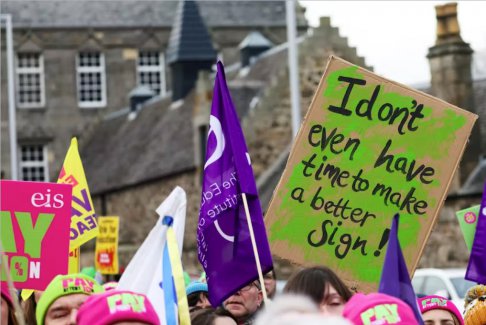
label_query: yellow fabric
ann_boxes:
[58,138,99,249]
[21,289,33,301]
[166,226,190,325]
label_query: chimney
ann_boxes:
[427,2,480,184]
[128,85,155,112]
[166,0,216,102]
[239,31,273,67]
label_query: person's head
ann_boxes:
[263,270,277,299]
[223,280,263,322]
[255,294,351,325]
[283,266,352,316]
[36,274,104,325]
[76,290,160,325]
[418,295,463,325]
[187,282,210,309]
[1,282,19,325]
[342,292,419,324]
[191,307,237,325]
[463,285,486,325]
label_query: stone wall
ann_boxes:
[82,170,204,273]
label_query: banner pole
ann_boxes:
[1,252,26,325]
[241,193,268,304]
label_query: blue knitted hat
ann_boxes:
[186,282,208,296]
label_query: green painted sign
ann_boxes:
[265,56,477,292]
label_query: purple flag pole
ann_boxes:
[197,61,273,307]
[465,181,486,283]
[379,214,424,325]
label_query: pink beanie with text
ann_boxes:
[418,295,463,325]
[76,290,160,325]
[343,293,419,325]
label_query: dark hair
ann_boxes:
[283,266,352,305]
[22,293,37,325]
[191,307,237,325]
[187,292,202,308]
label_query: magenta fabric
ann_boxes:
[76,290,160,325]
[343,292,419,325]
[418,295,464,325]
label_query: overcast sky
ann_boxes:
[299,1,486,86]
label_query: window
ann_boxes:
[137,51,166,96]
[19,144,49,182]
[16,53,45,108]
[76,52,106,107]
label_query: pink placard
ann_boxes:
[1,180,72,290]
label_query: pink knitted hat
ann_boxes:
[418,295,463,325]
[76,290,160,325]
[343,293,419,325]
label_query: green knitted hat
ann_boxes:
[36,273,104,325]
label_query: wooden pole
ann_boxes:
[241,193,268,304]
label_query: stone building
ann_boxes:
[78,1,370,275]
[0,0,307,182]
[419,3,485,268]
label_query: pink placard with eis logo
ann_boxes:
[1,180,72,290]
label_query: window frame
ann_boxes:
[15,52,46,109]
[76,51,107,108]
[19,144,49,182]
[136,51,166,97]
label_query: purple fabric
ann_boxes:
[379,214,424,325]
[466,181,486,283]
[197,61,273,306]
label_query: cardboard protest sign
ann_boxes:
[58,138,98,249]
[1,180,72,290]
[456,205,479,252]
[265,56,477,292]
[95,216,119,274]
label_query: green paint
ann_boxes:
[16,212,54,258]
[0,211,17,253]
[269,64,469,285]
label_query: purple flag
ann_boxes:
[379,214,423,325]
[197,61,273,306]
[465,181,486,283]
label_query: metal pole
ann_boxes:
[286,0,301,139]
[1,14,18,180]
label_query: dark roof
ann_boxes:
[166,0,216,64]
[1,1,308,29]
[82,94,195,195]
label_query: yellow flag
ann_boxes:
[95,217,119,274]
[58,138,99,249]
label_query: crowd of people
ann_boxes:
[2,266,486,325]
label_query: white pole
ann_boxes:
[1,14,18,180]
[241,193,269,304]
[286,0,301,139]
